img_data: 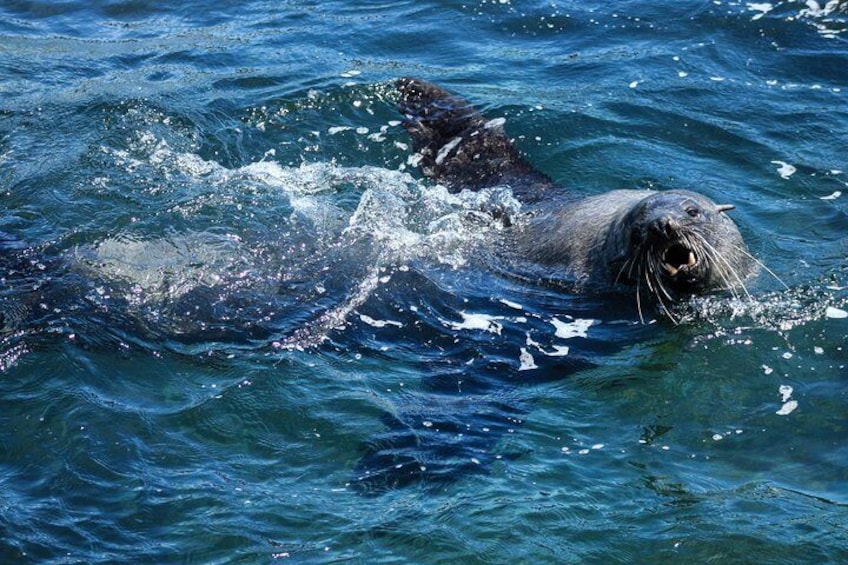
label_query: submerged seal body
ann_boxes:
[396,78,758,317]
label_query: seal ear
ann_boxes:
[716,204,735,213]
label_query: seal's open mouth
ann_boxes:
[661,243,697,277]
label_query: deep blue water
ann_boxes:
[1,0,847,562]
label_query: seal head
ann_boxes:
[606,190,754,301]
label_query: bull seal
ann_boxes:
[395,77,760,320]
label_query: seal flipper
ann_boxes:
[397,78,555,201]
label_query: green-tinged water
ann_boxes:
[0,1,846,562]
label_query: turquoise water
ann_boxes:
[1,0,847,562]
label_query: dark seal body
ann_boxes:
[395,78,758,312]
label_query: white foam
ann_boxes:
[548,345,571,356]
[525,333,570,357]
[771,160,797,179]
[444,311,505,334]
[776,385,798,415]
[820,190,842,200]
[776,400,798,416]
[407,153,423,167]
[328,126,353,135]
[550,317,596,339]
[800,0,843,17]
[518,348,538,371]
[825,306,848,319]
[499,298,523,310]
[747,2,774,20]
[358,314,403,328]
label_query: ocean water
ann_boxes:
[1,0,847,562]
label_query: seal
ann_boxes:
[396,77,759,319]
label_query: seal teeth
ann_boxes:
[662,247,697,277]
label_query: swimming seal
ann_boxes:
[396,77,759,319]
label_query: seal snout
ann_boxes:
[647,215,681,240]
[645,216,699,279]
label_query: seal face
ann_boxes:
[602,190,756,315]
[396,78,759,318]
[612,191,740,290]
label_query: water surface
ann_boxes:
[1,1,846,562]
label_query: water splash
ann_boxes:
[83,130,522,348]
[682,278,848,335]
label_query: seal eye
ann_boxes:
[685,206,700,218]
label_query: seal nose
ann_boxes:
[648,216,680,240]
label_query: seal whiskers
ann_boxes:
[645,249,680,324]
[635,263,646,324]
[692,234,752,300]
[735,246,789,290]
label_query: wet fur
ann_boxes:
[397,77,556,202]
[396,78,760,314]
